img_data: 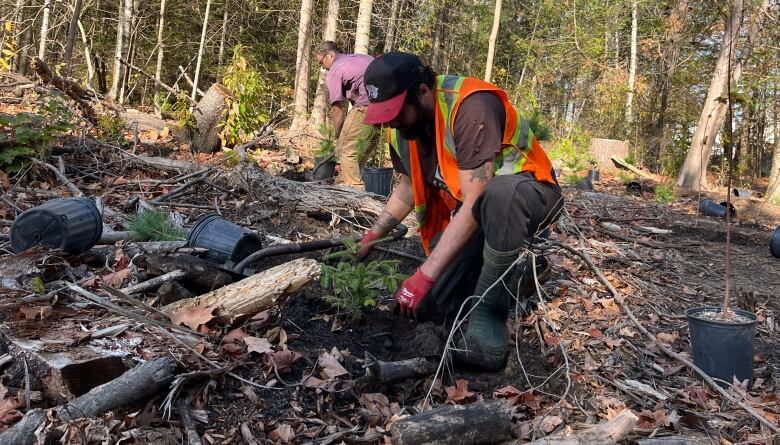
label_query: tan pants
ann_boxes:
[336,106,369,187]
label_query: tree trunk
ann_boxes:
[383,0,400,52]
[190,83,230,153]
[154,0,167,117]
[120,0,141,104]
[289,0,313,132]
[217,0,229,67]
[109,0,132,102]
[766,128,780,203]
[11,0,26,71]
[64,0,85,77]
[310,0,339,129]
[354,0,373,54]
[37,0,52,61]
[77,19,95,87]
[484,0,502,82]
[191,0,212,104]
[625,0,637,127]
[645,0,689,172]
[677,0,769,190]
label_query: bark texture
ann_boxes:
[390,400,513,445]
[190,83,230,153]
[289,0,313,132]
[353,0,373,54]
[310,0,340,129]
[484,0,503,82]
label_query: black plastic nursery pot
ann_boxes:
[587,169,600,182]
[574,178,594,191]
[698,199,736,218]
[687,306,757,385]
[186,214,263,265]
[626,181,643,194]
[10,197,103,254]
[770,226,780,258]
[313,156,336,180]
[732,188,751,198]
[363,167,394,197]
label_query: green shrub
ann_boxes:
[617,171,637,184]
[129,211,187,241]
[320,239,406,320]
[220,45,269,147]
[0,96,75,173]
[549,126,593,172]
[358,125,386,167]
[96,113,127,143]
[563,173,582,186]
[527,110,552,142]
[654,183,675,204]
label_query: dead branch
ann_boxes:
[31,159,83,196]
[118,57,196,106]
[361,354,437,385]
[521,409,638,445]
[121,269,187,294]
[0,357,177,445]
[176,398,203,445]
[390,400,513,445]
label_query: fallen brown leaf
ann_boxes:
[445,379,475,404]
[269,423,295,443]
[539,415,563,433]
[170,304,218,330]
[102,268,132,288]
[244,336,273,355]
[318,351,348,380]
[361,393,391,417]
[263,350,302,373]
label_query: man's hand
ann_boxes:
[395,269,436,318]
[357,229,381,260]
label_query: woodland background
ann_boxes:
[1,0,779,199]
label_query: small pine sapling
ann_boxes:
[320,239,406,320]
[129,211,187,241]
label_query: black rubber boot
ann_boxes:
[512,255,551,313]
[454,244,521,372]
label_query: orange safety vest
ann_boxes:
[389,75,556,255]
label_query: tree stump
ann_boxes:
[190,83,230,153]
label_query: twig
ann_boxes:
[151,173,209,204]
[176,398,202,445]
[117,57,196,106]
[120,269,187,294]
[31,159,83,196]
[554,241,780,434]
[23,359,30,410]
[99,284,174,321]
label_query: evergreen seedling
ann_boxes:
[129,211,187,241]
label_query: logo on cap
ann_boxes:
[366,85,379,100]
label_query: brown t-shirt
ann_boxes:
[390,92,506,189]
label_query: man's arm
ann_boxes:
[369,174,414,236]
[331,102,347,137]
[419,160,494,279]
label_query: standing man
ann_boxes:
[357,52,563,372]
[315,41,374,187]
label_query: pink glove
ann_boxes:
[395,269,436,318]
[357,229,381,260]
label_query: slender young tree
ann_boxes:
[64,0,85,77]
[290,0,313,131]
[384,0,401,52]
[109,0,132,102]
[154,0,167,117]
[77,19,95,86]
[767,124,780,203]
[191,0,213,104]
[218,0,229,67]
[625,0,637,127]
[311,0,340,129]
[38,0,53,61]
[484,0,503,82]
[354,0,373,54]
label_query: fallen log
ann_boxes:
[190,83,230,153]
[0,357,177,445]
[162,258,320,326]
[362,354,437,385]
[136,253,234,292]
[390,400,512,445]
[521,409,638,445]
[610,157,661,182]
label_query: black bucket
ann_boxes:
[574,178,594,191]
[313,156,336,180]
[770,226,780,258]
[363,167,394,197]
[587,170,600,182]
[687,306,757,385]
[186,214,263,265]
[626,181,643,194]
[732,188,751,198]
[10,197,103,254]
[698,199,736,218]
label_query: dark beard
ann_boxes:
[398,104,434,141]
[399,121,428,140]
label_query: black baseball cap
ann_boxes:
[363,52,425,124]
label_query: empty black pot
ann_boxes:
[770,226,780,258]
[687,306,757,385]
[186,214,263,265]
[575,178,594,191]
[587,170,600,182]
[698,199,736,218]
[363,167,394,197]
[732,188,751,198]
[313,155,336,180]
[10,197,103,254]
[626,181,643,194]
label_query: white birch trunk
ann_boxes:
[77,20,95,87]
[354,0,373,54]
[625,0,637,126]
[154,0,167,117]
[766,127,780,203]
[484,0,502,82]
[109,0,131,101]
[37,0,52,61]
[191,0,212,104]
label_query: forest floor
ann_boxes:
[1,89,780,444]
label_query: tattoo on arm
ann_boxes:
[468,162,493,183]
[373,210,400,235]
